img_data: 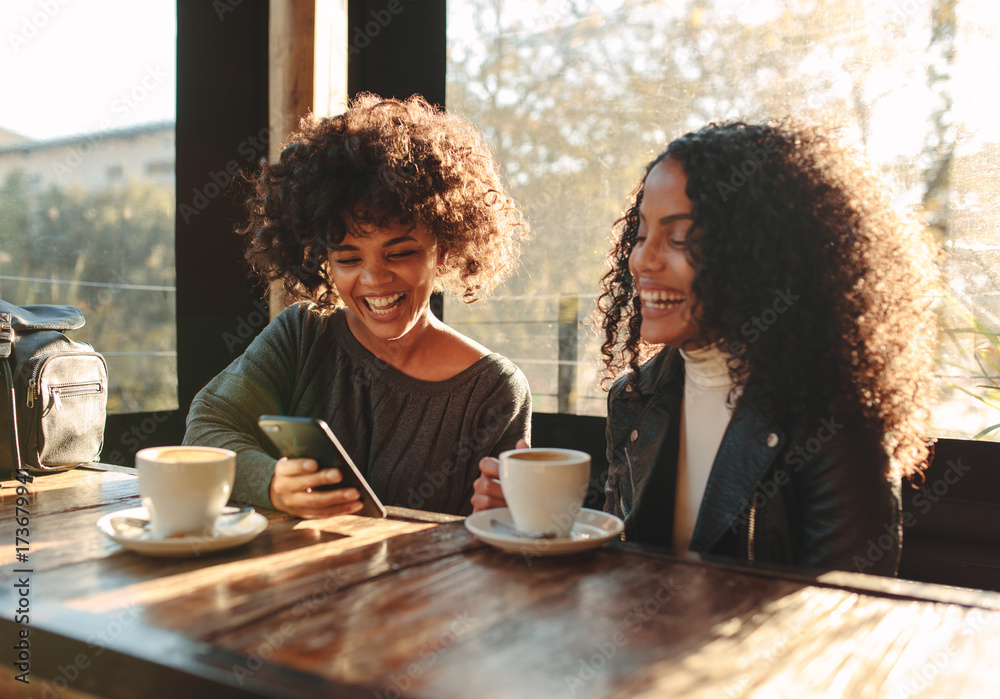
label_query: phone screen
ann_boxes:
[258,415,387,518]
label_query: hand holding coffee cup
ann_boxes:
[136,446,236,538]
[499,448,591,538]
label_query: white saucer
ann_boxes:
[97,506,268,558]
[464,507,624,556]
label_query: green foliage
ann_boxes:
[939,297,1000,440]
[0,172,177,412]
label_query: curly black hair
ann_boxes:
[240,93,528,307]
[599,119,940,479]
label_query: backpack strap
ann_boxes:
[1,311,25,481]
[0,311,11,359]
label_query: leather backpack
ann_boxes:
[0,301,108,478]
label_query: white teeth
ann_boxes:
[640,290,685,306]
[367,293,403,308]
[365,292,404,315]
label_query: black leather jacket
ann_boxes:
[604,348,901,576]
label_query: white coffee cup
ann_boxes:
[136,446,236,538]
[499,448,591,538]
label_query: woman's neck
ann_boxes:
[345,307,438,371]
[344,309,487,381]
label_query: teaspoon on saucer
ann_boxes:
[489,518,558,540]
[110,506,255,535]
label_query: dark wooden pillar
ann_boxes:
[175,0,270,416]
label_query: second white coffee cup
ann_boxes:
[499,447,591,538]
[136,445,236,538]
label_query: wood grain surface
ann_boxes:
[2,467,1000,698]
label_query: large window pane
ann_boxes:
[446,0,1000,441]
[0,0,177,412]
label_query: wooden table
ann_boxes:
[2,467,1000,698]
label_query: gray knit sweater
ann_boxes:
[183,302,531,515]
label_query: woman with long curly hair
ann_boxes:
[597,119,939,574]
[185,93,531,518]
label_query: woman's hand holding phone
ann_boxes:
[270,457,365,519]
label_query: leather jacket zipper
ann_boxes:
[617,496,629,542]
[746,498,757,562]
[617,445,636,541]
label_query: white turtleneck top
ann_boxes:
[673,345,736,553]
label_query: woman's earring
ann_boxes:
[437,264,446,274]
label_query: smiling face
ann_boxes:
[327,219,445,344]
[628,158,702,347]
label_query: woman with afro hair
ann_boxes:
[184,94,531,518]
[597,119,939,575]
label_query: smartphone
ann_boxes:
[258,415,387,518]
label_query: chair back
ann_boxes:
[899,438,1000,590]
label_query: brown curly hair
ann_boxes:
[240,93,528,306]
[599,119,940,480]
